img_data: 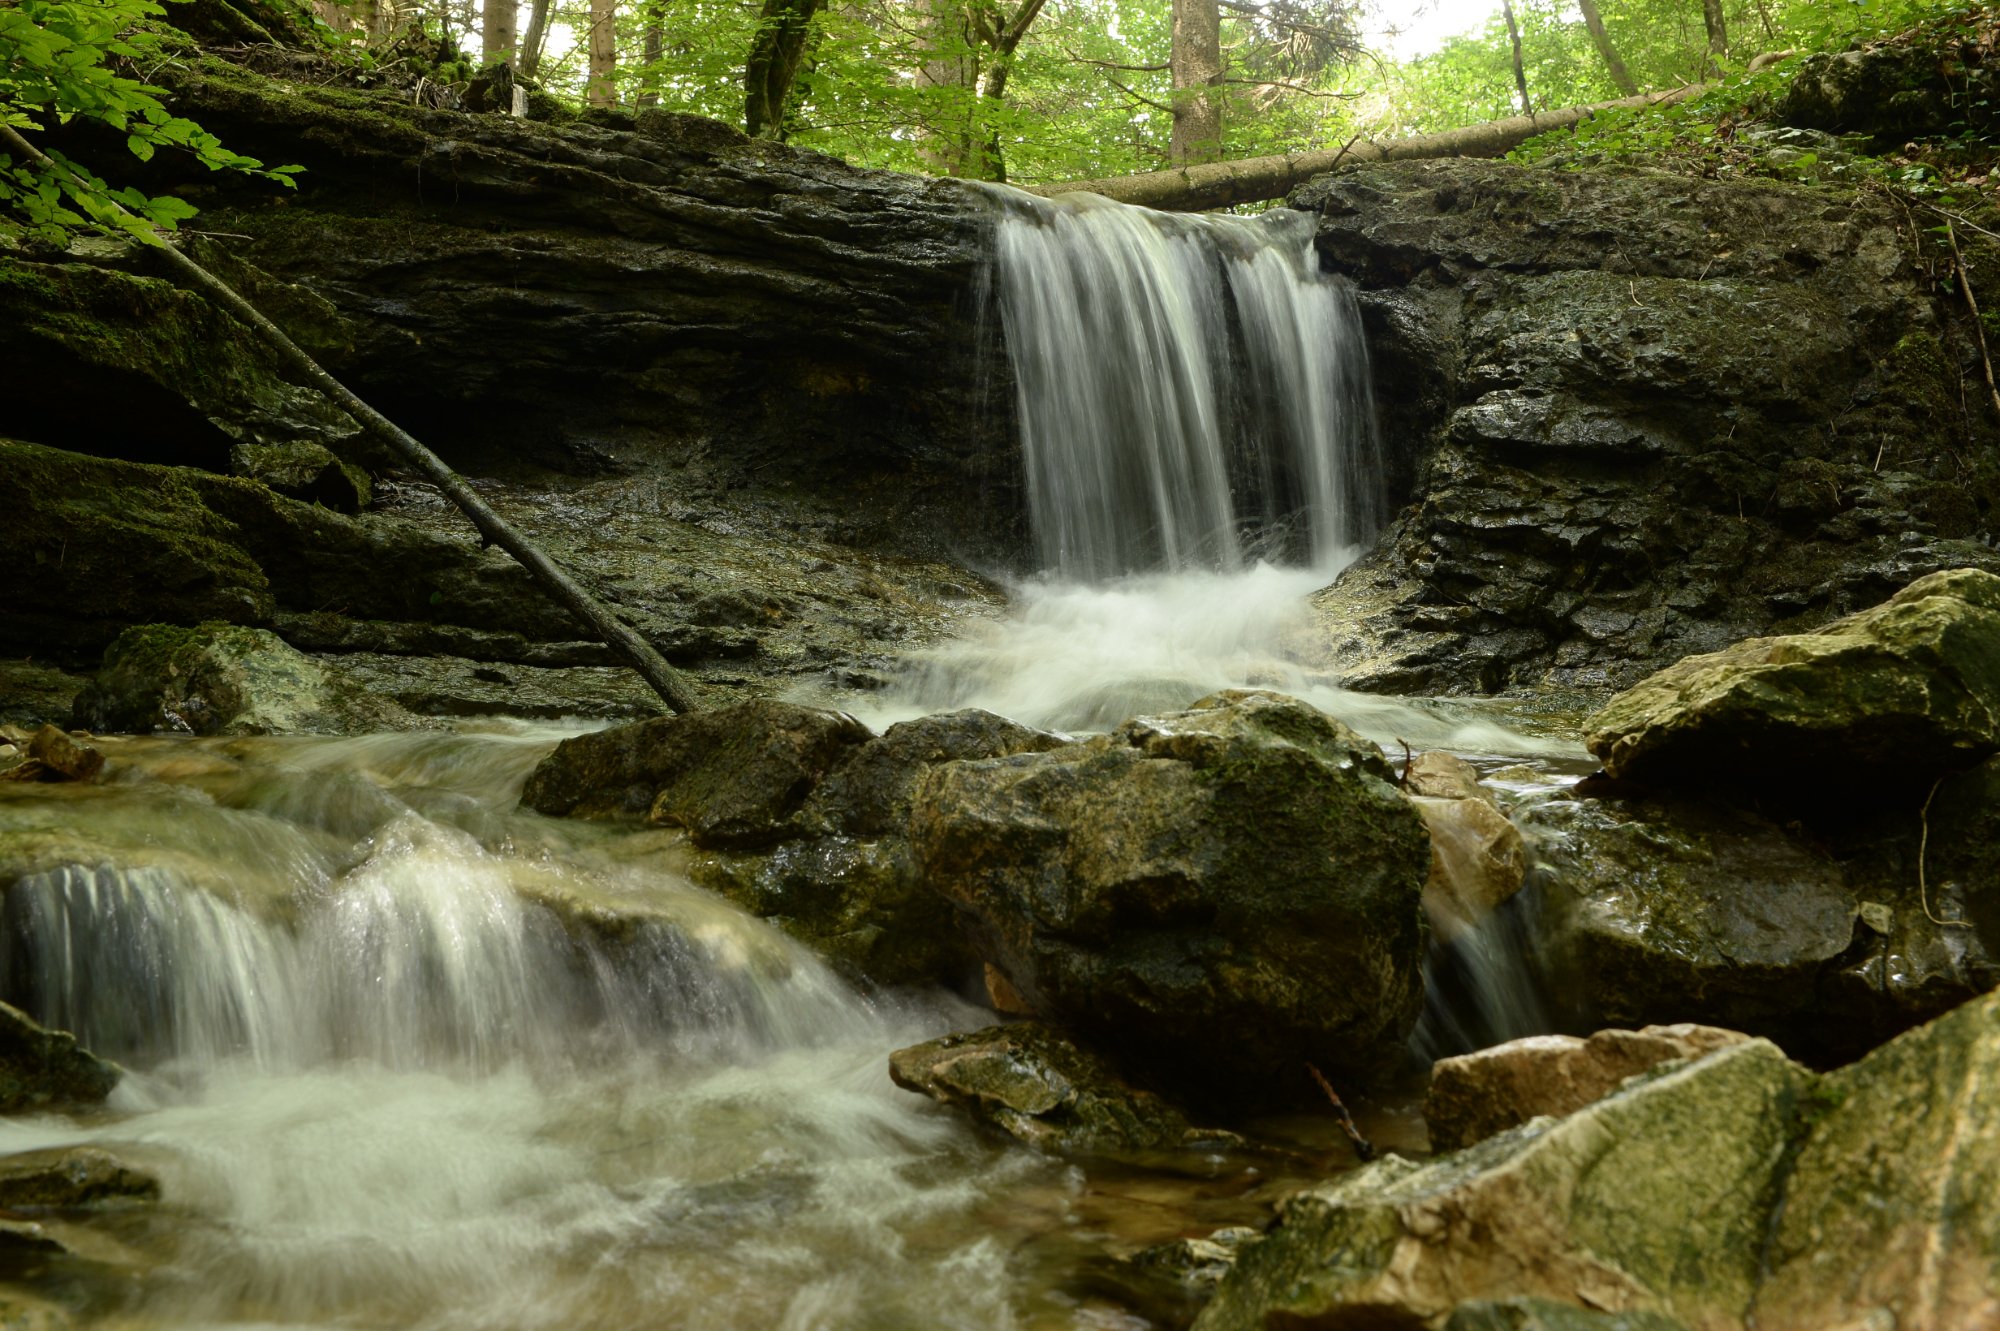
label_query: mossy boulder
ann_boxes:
[909,690,1431,1099]
[1754,989,2000,1329]
[1193,1040,1810,1331]
[520,700,871,845]
[0,1003,121,1114]
[1584,568,2000,804]
[72,623,409,736]
[888,1022,1225,1156]
[803,709,1065,838]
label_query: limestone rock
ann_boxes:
[0,1003,120,1113]
[1194,1040,1811,1331]
[803,708,1065,838]
[1755,989,2000,1330]
[679,835,970,986]
[522,700,872,846]
[1583,568,2000,802]
[888,1022,1223,1155]
[229,440,370,513]
[1406,750,1487,800]
[0,726,105,784]
[910,690,1431,1098]
[1424,1024,1753,1153]
[71,623,407,736]
[1293,160,1999,696]
[1412,792,1527,938]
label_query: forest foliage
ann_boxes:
[0,0,1993,248]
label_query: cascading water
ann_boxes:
[992,188,1382,580]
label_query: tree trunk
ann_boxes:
[1030,86,1701,211]
[518,0,554,77]
[636,3,665,109]
[915,0,979,175]
[1701,0,1728,74]
[481,0,517,66]
[1500,0,1531,116]
[1170,0,1224,166]
[743,0,824,138]
[587,0,618,106]
[1576,0,1637,96]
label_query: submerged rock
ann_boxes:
[0,1003,120,1113]
[1583,568,2000,803]
[1410,758,1527,940]
[71,623,410,736]
[1424,1024,1752,1153]
[911,690,1431,1098]
[1194,1040,1809,1330]
[888,1022,1226,1155]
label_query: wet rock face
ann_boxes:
[910,690,1431,1098]
[1584,567,2000,804]
[1523,786,1996,1065]
[1296,159,2000,694]
[0,1002,120,1114]
[16,62,1017,566]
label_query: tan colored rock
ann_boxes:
[1412,793,1528,937]
[1195,1040,1810,1331]
[1406,750,1486,801]
[1425,1024,1754,1152]
[983,963,1034,1016]
[27,726,102,782]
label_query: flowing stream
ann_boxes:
[0,190,1569,1327]
[0,730,1357,1329]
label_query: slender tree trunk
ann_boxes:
[481,0,517,66]
[0,123,702,715]
[964,0,1045,181]
[914,0,978,174]
[1032,85,1701,211]
[518,0,554,77]
[587,0,619,106]
[1500,0,1531,116]
[636,2,665,109]
[1701,0,1728,74]
[743,0,824,137]
[1169,0,1224,166]
[1576,0,1636,96]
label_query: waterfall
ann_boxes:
[988,188,1382,579]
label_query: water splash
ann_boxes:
[989,188,1381,579]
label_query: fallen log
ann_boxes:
[1030,85,1702,211]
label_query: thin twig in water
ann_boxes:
[1396,737,1413,788]
[1918,775,1972,928]
[1306,1063,1375,1161]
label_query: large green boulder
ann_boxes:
[1193,1040,1810,1331]
[71,623,409,736]
[909,690,1431,1098]
[1755,989,2000,1330]
[1584,568,2000,799]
